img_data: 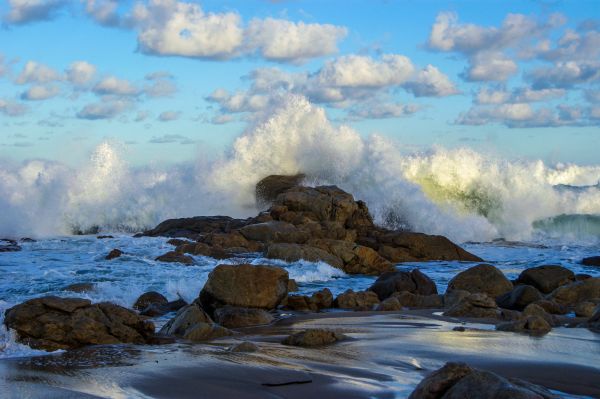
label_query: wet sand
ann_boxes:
[2,310,599,398]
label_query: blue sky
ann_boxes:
[0,0,599,166]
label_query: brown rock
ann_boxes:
[143,216,251,239]
[176,242,232,259]
[369,269,437,300]
[516,265,575,294]
[4,296,155,351]
[376,297,402,311]
[199,264,288,314]
[287,279,299,292]
[159,303,213,337]
[230,341,259,353]
[63,283,95,293]
[166,238,193,247]
[408,362,473,399]
[309,239,394,275]
[447,264,513,298]
[496,285,543,311]
[286,288,333,312]
[213,307,274,328]
[265,243,343,269]
[255,174,305,209]
[392,292,444,309]
[443,289,471,309]
[582,256,600,266]
[575,301,597,318]
[182,322,232,341]
[200,232,263,252]
[531,299,568,315]
[334,289,380,310]
[497,315,552,335]
[105,249,123,260]
[155,251,194,265]
[282,329,346,347]
[522,303,556,326]
[443,293,500,319]
[133,291,168,311]
[549,277,600,306]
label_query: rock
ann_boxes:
[497,315,552,335]
[239,221,309,244]
[311,288,334,309]
[585,307,600,332]
[496,285,543,311]
[334,289,380,310]
[575,301,597,317]
[255,174,305,209]
[159,303,220,341]
[199,264,288,315]
[282,329,346,347]
[155,251,194,265]
[516,265,575,294]
[183,322,232,341]
[63,283,95,293]
[143,216,251,239]
[443,290,471,309]
[408,362,474,399]
[549,277,600,306]
[576,273,592,281]
[364,231,482,263]
[213,307,274,328]
[443,293,500,319]
[133,291,168,311]
[287,279,299,292]
[522,303,556,326]
[531,299,568,315]
[286,289,333,312]
[176,242,232,259]
[105,248,123,260]
[199,232,263,252]
[376,297,402,311]
[369,269,437,300]
[265,243,343,269]
[0,239,21,252]
[391,292,444,309]
[447,264,513,298]
[230,341,259,353]
[308,239,394,275]
[166,238,193,246]
[582,256,600,267]
[4,296,155,351]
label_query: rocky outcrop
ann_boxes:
[213,307,274,328]
[369,269,437,300]
[155,251,194,265]
[443,293,500,319]
[307,239,394,275]
[105,249,123,260]
[255,174,305,209]
[496,285,543,311]
[582,256,600,267]
[409,362,559,399]
[334,289,380,310]
[266,243,343,268]
[282,329,346,347]
[4,296,155,351]
[515,265,575,294]
[239,221,310,244]
[143,216,252,239]
[199,264,289,315]
[447,264,513,298]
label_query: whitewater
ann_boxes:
[1,95,600,358]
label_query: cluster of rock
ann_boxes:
[409,362,561,399]
[0,238,23,252]
[145,175,482,275]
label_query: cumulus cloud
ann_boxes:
[66,61,97,86]
[83,0,121,27]
[93,76,139,96]
[148,134,192,144]
[462,52,518,82]
[144,72,176,97]
[527,60,600,89]
[0,99,28,116]
[20,84,60,100]
[245,18,347,63]
[475,86,565,105]
[157,110,180,121]
[76,99,131,119]
[4,0,67,24]
[15,61,62,84]
[404,65,460,97]
[347,102,419,120]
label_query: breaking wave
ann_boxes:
[1,95,599,243]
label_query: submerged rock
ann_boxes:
[143,216,251,239]
[282,329,346,347]
[516,265,575,294]
[133,291,168,311]
[0,239,21,252]
[229,341,259,353]
[369,269,438,300]
[62,283,95,293]
[4,296,155,351]
[155,251,194,265]
[408,362,560,399]
[105,248,123,260]
[447,264,513,298]
[199,264,289,315]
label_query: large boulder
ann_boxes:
[199,264,289,315]
[255,174,305,209]
[515,265,575,294]
[239,221,309,244]
[548,277,600,306]
[4,296,155,351]
[265,243,344,268]
[158,303,232,341]
[496,285,543,311]
[447,264,513,298]
[176,242,232,259]
[308,239,394,275]
[334,289,380,310]
[409,362,559,399]
[285,288,334,312]
[155,251,194,265]
[443,293,500,319]
[133,291,168,310]
[143,216,251,239]
[369,269,437,300]
[282,329,346,347]
[213,307,274,328]
[497,316,552,336]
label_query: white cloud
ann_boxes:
[77,99,131,119]
[158,110,180,121]
[475,87,511,104]
[348,102,419,120]
[527,61,600,88]
[404,65,459,97]
[15,61,62,84]
[66,61,97,86]
[20,84,60,100]
[0,99,28,116]
[4,0,66,24]
[83,0,120,27]
[512,87,565,102]
[206,89,271,113]
[211,114,235,124]
[93,76,139,96]
[144,72,176,97]
[245,18,347,63]
[463,52,518,82]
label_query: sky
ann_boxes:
[0,0,599,166]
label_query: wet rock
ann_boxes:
[155,251,194,265]
[496,285,543,311]
[376,297,402,311]
[549,277,600,306]
[182,322,233,341]
[0,239,21,252]
[199,264,288,315]
[4,296,155,351]
[585,306,600,332]
[166,238,194,247]
[443,289,471,309]
[582,256,600,267]
[239,221,309,244]
[105,249,123,260]
[497,315,552,335]
[282,329,346,347]
[516,265,575,294]
[255,174,305,209]
[230,341,259,353]
[391,292,444,309]
[334,289,380,310]
[531,299,568,315]
[308,239,394,275]
[97,235,114,239]
[176,242,232,259]
[443,293,500,319]
[447,264,513,298]
[198,232,263,252]
[158,303,228,342]
[133,292,168,311]
[576,273,592,281]
[575,301,598,318]
[408,362,559,399]
[522,303,556,326]
[63,283,95,293]
[143,216,251,239]
[213,307,274,328]
[287,279,299,292]
[286,289,333,312]
[20,237,36,243]
[265,243,344,269]
[369,269,437,300]
[311,288,334,309]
